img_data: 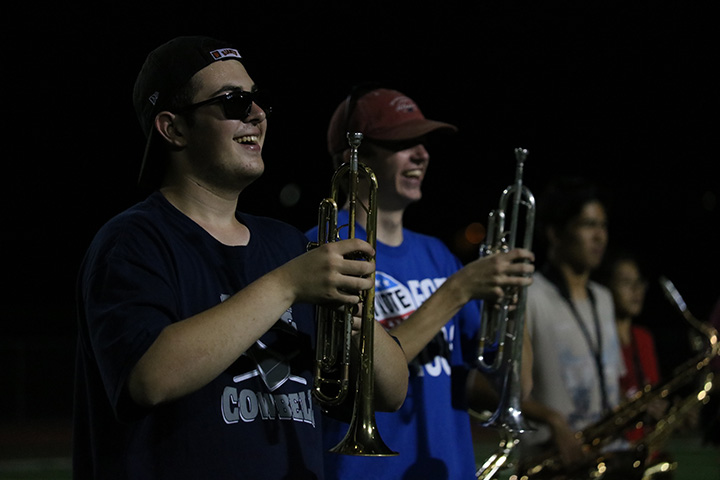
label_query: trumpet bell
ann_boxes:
[329,407,397,456]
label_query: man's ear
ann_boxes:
[154,111,187,148]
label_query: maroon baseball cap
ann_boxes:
[327,88,457,156]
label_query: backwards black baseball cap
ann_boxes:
[133,36,244,189]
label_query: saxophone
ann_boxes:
[517,276,719,480]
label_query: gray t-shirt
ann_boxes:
[522,270,625,448]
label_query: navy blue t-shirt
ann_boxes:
[73,192,323,479]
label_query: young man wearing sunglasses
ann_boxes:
[72,36,408,480]
[306,87,536,479]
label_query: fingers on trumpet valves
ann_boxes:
[351,310,363,333]
[491,287,519,309]
[332,302,361,314]
[508,248,535,268]
[507,255,535,284]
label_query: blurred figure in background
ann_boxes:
[596,250,668,461]
[520,176,625,469]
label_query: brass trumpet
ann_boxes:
[475,148,535,479]
[310,132,397,456]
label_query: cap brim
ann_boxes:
[366,118,457,141]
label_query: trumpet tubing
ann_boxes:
[475,148,536,480]
[312,195,351,406]
[477,147,535,375]
[312,132,397,456]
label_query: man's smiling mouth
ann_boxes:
[235,135,259,144]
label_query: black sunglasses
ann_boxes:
[176,90,271,120]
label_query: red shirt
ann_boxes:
[620,325,661,395]
[620,325,661,442]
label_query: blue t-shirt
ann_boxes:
[306,210,481,480]
[74,192,323,479]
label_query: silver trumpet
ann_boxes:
[310,132,397,456]
[475,148,535,479]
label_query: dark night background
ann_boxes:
[3,0,718,448]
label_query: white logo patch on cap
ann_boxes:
[209,48,242,61]
[390,96,417,113]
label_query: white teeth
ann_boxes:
[404,169,422,178]
[235,135,259,144]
